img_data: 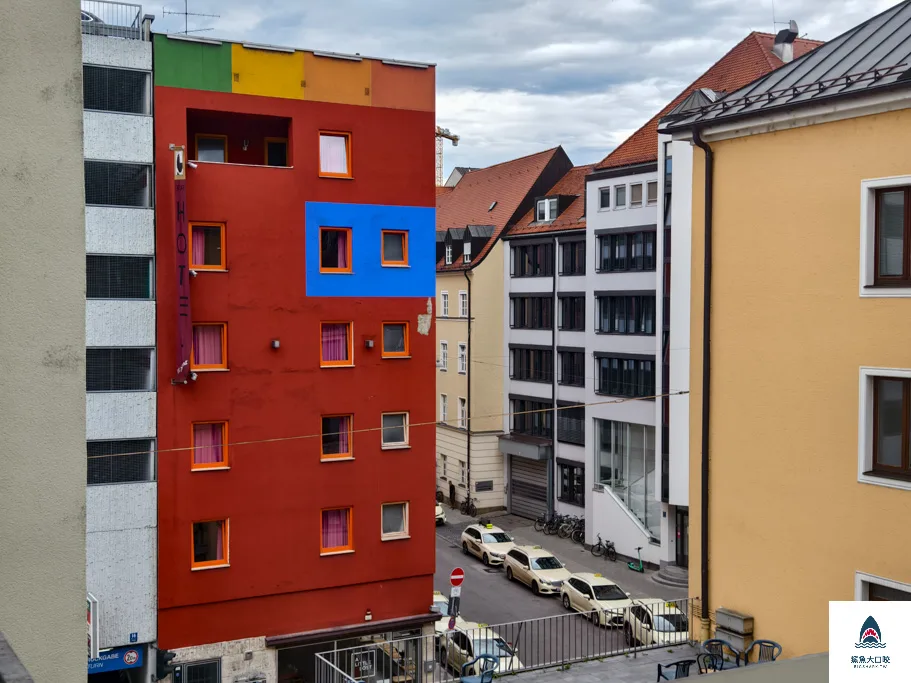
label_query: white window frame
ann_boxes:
[458,397,467,429]
[380,501,409,541]
[629,182,643,208]
[536,197,559,222]
[460,460,467,485]
[445,244,453,265]
[463,242,471,263]
[647,180,658,205]
[859,175,911,297]
[439,341,448,370]
[858,366,911,491]
[459,290,468,318]
[440,394,448,423]
[440,453,448,480]
[598,187,610,211]
[458,343,467,374]
[381,411,409,449]
[441,291,449,317]
[614,184,627,209]
[855,571,911,599]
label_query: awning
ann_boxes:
[265,612,440,648]
[498,434,552,461]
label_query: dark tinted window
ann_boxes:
[86,255,153,299]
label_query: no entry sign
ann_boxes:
[450,568,465,587]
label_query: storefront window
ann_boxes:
[595,419,658,537]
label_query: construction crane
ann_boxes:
[435,126,460,187]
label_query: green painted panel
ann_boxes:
[153,34,232,92]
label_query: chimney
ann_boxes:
[772,20,799,63]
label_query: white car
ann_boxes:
[560,572,633,627]
[438,621,522,675]
[624,598,690,647]
[503,545,571,595]
[460,523,515,566]
[435,504,446,526]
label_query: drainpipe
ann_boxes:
[464,269,472,504]
[692,128,713,622]
[548,236,558,520]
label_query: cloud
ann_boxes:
[152,0,904,170]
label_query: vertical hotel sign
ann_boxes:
[173,146,192,383]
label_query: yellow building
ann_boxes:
[666,3,911,658]
[435,149,572,513]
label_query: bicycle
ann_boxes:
[534,513,548,533]
[557,515,577,539]
[570,518,585,544]
[459,494,477,518]
[436,489,444,503]
[543,514,564,535]
[590,533,618,561]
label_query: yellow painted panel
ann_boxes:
[231,43,304,100]
[302,53,371,106]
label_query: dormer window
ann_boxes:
[536,197,559,222]
[445,244,453,265]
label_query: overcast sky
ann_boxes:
[153,0,900,172]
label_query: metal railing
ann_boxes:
[81,0,147,40]
[316,599,698,683]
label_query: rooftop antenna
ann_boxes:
[162,1,219,35]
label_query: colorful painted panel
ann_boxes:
[153,35,232,92]
[231,44,305,100]
[302,53,372,107]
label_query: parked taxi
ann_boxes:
[438,621,522,675]
[503,545,571,595]
[431,591,469,636]
[435,504,447,526]
[460,523,515,566]
[560,572,632,627]
[624,598,690,647]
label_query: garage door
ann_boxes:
[509,456,548,520]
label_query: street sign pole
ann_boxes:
[448,568,464,618]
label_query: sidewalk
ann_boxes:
[437,507,688,600]
[505,644,700,683]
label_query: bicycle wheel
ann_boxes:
[436,490,444,503]
[557,525,570,539]
[591,542,605,558]
[571,528,584,544]
[459,500,469,515]
[606,545,617,562]
[467,503,477,517]
[534,517,546,533]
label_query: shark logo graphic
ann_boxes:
[856,616,887,649]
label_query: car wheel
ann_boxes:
[482,553,489,566]
[438,647,447,668]
[462,542,469,555]
[562,594,571,610]
[532,581,540,596]
[624,623,634,647]
[506,566,513,581]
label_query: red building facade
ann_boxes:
[153,34,437,676]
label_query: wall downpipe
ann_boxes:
[464,269,472,505]
[548,236,559,520]
[692,128,713,624]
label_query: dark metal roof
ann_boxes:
[467,224,495,238]
[449,227,467,240]
[667,1,911,131]
[435,230,447,243]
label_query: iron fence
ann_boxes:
[81,0,146,40]
[316,598,698,683]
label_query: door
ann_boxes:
[675,508,689,568]
[509,456,548,519]
[514,552,531,586]
[449,632,471,672]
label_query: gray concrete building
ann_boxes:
[0,0,88,680]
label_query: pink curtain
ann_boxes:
[321,324,349,362]
[337,231,348,269]
[193,423,223,464]
[338,416,350,453]
[322,509,349,549]
[320,135,348,174]
[193,325,223,365]
[192,228,207,266]
[215,522,224,560]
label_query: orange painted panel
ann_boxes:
[302,53,371,106]
[370,61,435,112]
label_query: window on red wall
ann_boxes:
[192,422,227,469]
[192,520,228,569]
[186,109,291,167]
[321,507,353,553]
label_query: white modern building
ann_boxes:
[82,3,157,680]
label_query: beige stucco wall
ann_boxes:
[687,108,911,657]
[0,1,87,679]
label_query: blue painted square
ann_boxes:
[305,202,436,298]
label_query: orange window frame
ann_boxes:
[318,131,353,179]
[320,506,354,554]
[194,133,228,162]
[191,519,229,569]
[264,137,289,166]
[191,421,229,470]
[320,414,354,460]
[320,321,354,367]
[381,322,410,358]
[189,222,226,270]
[190,322,228,370]
[319,227,353,273]
[381,230,409,266]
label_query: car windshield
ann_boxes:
[482,533,512,543]
[531,556,562,570]
[473,637,514,658]
[432,602,450,616]
[653,613,688,632]
[592,584,627,601]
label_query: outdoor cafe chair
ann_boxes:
[657,658,696,680]
[701,639,742,670]
[743,639,782,665]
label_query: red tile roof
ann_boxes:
[436,186,454,197]
[594,32,823,170]
[437,147,563,270]
[508,164,594,236]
